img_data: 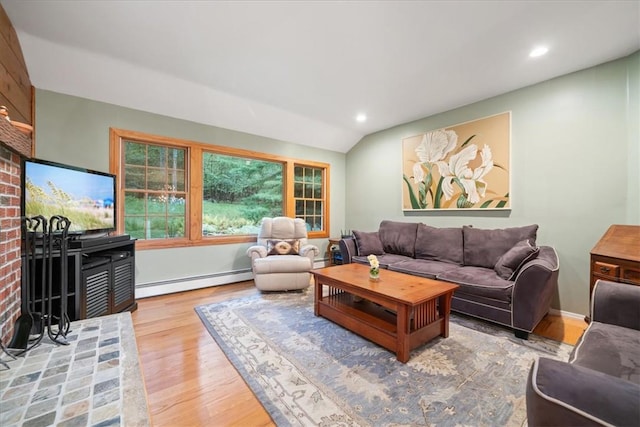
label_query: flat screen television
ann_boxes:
[23,158,117,236]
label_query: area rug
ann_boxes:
[195,287,572,427]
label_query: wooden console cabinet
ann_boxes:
[76,237,137,319]
[590,225,640,299]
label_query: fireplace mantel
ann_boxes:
[0,116,31,158]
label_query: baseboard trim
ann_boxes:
[135,269,254,299]
[549,307,584,320]
[136,260,327,299]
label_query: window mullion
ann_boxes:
[284,161,294,217]
[190,147,202,242]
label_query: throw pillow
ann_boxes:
[463,224,538,268]
[353,230,385,256]
[266,239,300,256]
[494,239,540,280]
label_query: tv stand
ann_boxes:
[78,235,136,318]
[69,233,132,249]
[24,235,137,321]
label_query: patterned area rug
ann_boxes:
[195,287,572,427]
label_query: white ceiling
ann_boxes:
[2,1,639,153]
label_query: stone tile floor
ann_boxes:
[0,313,149,427]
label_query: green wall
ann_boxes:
[345,52,639,316]
[33,90,347,290]
[33,51,638,312]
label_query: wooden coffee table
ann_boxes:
[312,263,459,363]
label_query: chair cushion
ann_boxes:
[570,322,640,383]
[415,224,463,265]
[463,224,538,268]
[353,230,385,256]
[253,255,312,274]
[258,217,309,247]
[494,239,540,280]
[267,239,300,255]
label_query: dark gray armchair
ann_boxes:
[526,279,640,426]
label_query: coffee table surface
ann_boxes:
[311,263,459,362]
[311,263,458,305]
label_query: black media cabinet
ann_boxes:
[24,235,136,321]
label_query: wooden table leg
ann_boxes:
[439,292,453,338]
[396,303,410,363]
[314,278,321,316]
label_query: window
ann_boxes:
[202,152,283,236]
[294,165,325,232]
[123,141,187,240]
[110,128,329,249]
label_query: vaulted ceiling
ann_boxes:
[2,0,639,153]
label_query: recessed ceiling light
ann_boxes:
[356,113,367,123]
[529,46,549,58]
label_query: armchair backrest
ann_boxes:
[257,217,309,247]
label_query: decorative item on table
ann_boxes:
[341,229,351,238]
[368,254,380,280]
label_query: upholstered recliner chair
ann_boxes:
[246,217,319,291]
[526,279,640,426]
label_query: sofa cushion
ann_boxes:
[570,322,640,384]
[387,259,459,279]
[494,239,540,280]
[437,266,514,302]
[267,239,300,255]
[352,253,413,268]
[415,224,463,265]
[378,220,418,258]
[463,224,539,268]
[352,230,385,256]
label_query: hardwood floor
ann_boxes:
[132,281,273,427]
[131,281,587,426]
[532,309,587,345]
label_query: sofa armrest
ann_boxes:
[592,279,640,330]
[339,237,356,264]
[300,244,320,262]
[511,246,559,332]
[526,357,640,427]
[246,245,268,260]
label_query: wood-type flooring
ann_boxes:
[132,280,587,426]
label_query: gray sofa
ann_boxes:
[526,279,640,426]
[339,220,559,338]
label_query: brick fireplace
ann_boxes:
[0,132,27,345]
[0,146,22,344]
[1,3,34,346]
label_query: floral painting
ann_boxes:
[402,112,511,210]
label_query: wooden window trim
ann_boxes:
[110,128,330,250]
[288,163,330,239]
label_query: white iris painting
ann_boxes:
[402,112,511,210]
